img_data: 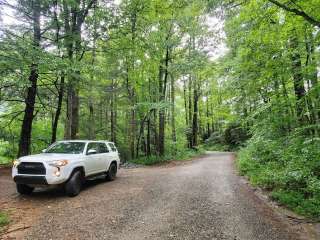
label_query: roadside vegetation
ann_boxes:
[131,147,206,165]
[214,0,320,219]
[0,0,319,219]
[0,211,9,230]
[237,135,320,218]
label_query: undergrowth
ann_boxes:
[130,146,206,165]
[237,133,320,219]
[0,211,9,229]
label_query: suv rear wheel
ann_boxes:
[106,162,117,181]
[16,184,34,195]
[65,170,82,197]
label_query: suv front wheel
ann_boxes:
[106,163,117,181]
[65,170,83,197]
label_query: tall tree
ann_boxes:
[17,0,41,157]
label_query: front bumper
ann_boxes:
[14,175,48,185]
[12,164,69,185]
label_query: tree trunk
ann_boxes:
[206,95,210,138]
[192,85,199,147]
[63,0,96,139]
[289,32,306,124]
[170,73,176,154]
[88,99,95,139]
[146,117,151,156]
[110,94,116,143]
[110,78,117,143]
[158,46,170,156]
[65,84,79,139]
[18,0,41,157]
[183,79,188,126]
[187,74,193,148]
[51,75,65,143]
[306,32,320,127]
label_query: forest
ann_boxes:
[0,0,319,217]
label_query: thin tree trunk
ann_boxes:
[306,32,320,126]
[183,79,188,126]
[192,83,199,147]
[51,75,65,143]
[289,32,306,124]
[146,117,151,156]
[170,73,176,153]
[88,99,95,139]
[188,74,193,148]
[206,95,210,138]
[111,80,117,143]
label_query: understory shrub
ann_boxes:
[131,146,205,165]
[204,122,250,151]
[238,133,320,218]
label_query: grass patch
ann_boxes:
[0,211,9,229]
[130,147,206,166]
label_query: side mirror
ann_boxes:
[87,149,97,155]
[42,149,47,153]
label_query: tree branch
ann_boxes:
[267,0,320,27]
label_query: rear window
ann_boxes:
[87,142,110,154]
[108,143,117,152]
[98,143,109,153]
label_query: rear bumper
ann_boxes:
[14,175,48,185]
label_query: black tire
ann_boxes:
[65,170,82,197]
[106,162,117,181]
[16,184,34,195]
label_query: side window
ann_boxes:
[86,143,99,155]
[108,143,117,152]
[98,143,109,153]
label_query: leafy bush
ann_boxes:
[0,141,12,165]
[238,133,320,219]
[204,122,250,151]
[224,122,250,149]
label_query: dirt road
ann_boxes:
[0,152,313,239]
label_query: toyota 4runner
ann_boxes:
[12,140,120,197]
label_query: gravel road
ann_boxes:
[0,152,313,240]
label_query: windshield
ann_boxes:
[46,142,86,154]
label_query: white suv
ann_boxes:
[12,140,120,197]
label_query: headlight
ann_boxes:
[49,160,69,167]
[13,159,20,168]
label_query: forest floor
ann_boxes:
[0,152,318,240]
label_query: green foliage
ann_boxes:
[130,146,205,165]
[217,0,320,219]
[0,211,9,229]
[204,122,250,151]
[0,141,12,165]
[224,122,250,149]
[272,190,320,218]
[238,133,320,218]
[0,0,218,162]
